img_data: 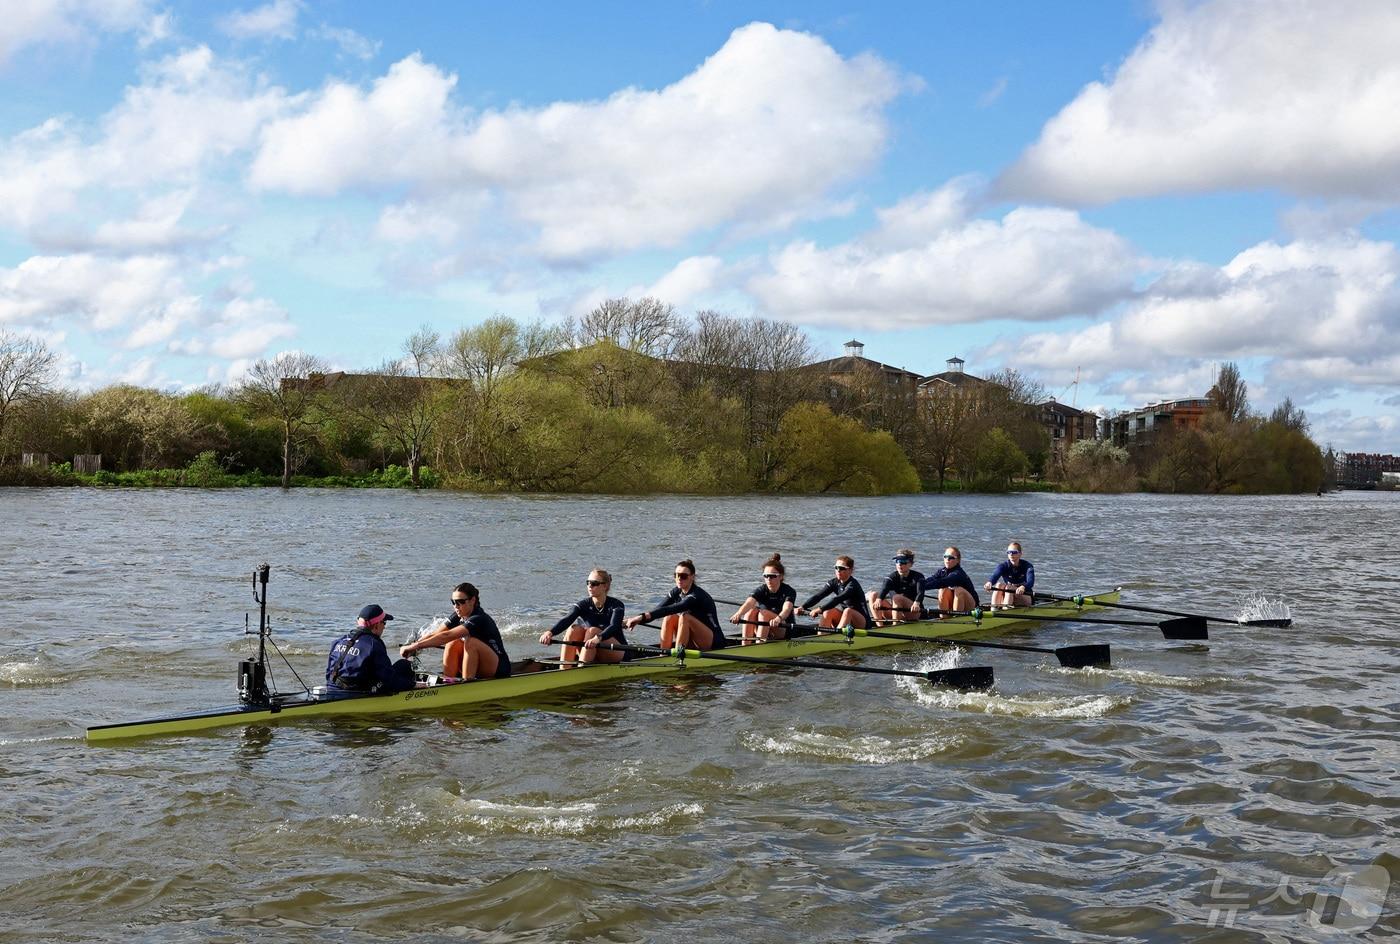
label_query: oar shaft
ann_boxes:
[1035,591,1245,625]
[584,640,966,682]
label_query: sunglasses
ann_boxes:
[834,565,851,571]
[451,597,470,605]
[1007,550,1021,556]
[762,572,782,579]
[942,554,958,560]
[586,579,605,587]
[892,558,911,565]
[675,572,692,579]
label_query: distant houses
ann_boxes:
[1105,398,1211,445]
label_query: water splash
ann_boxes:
[1048,665,1226,689]
[740,727,964,763]
[1237,592,1293,624]
[1,659,70,686]
[390,794,704,837]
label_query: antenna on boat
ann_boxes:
[238,564,273,707]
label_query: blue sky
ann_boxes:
[2,0,1398,452]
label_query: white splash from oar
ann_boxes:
[1237,592,1293,625]
[740,728,965,764]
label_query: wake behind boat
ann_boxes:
[86,566,1126,743]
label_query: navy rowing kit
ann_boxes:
[802,577,872,622]
[877,569,926,603]
[550,595,629,656]
[749,581,797,617]
[326,630,415,694]
[446,608,513,678]
[922,566,981,607]
[648,584,728,648]
[986,558,1035,592]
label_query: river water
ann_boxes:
[1,488,1396,942]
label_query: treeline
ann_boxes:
[1060,364,1327,494]
[0,304,921,494]
[0,315,1327,495]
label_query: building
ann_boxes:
[917,356,1000,398]
[1040,399,1097,457]
[1337,452,1400,488]
[1107,397,1211,445]
[809,339,923,398]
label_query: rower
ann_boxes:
[869,548,925,624]
[729,553,797,644]
[401,582,512,680]
[326,604,416,695]
[922,547,980,615]
[625,559,726,650]
[797,555,870,631]
[984,541,1035,610]
[538,569,628,666]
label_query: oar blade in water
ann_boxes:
[926,666,994,691]
[1055,644,1111,669]
[1242,617,1292,627]
[1161,616,1209,640]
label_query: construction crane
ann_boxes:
[1058,366,1081,408]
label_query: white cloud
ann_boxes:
[999,0,1400,204]
[994,234,1400,402]
[1309,407,1400,452]
[642,256,725,308]
[308,23,379,61]
[0,254,196,336]
[0,0,155,63]
[747,183,1141,328]
[251,23,905,259]
[218,0,301,41]
[169,296,296,359]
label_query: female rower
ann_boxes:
[868,548,925,624]
[400,582,512,680]
[537,569,628,666]
[624,559,726,650]
[922,547,980,615]
[984,541,1035,610]
[797,555,870,631]
[729,553,797,644]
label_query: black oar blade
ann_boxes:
[926,666,994,691]
[1161,616,1209,640]
[1243,617,1292,628]
[1055,644,1111,669]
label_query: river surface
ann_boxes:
[1,488,1396,943]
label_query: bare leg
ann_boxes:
[677,613,716,650]
[838,607,867,630]
[659,614,681,649]
[561,623,587,667]
[462,637,500,680]
[443,639,466,678]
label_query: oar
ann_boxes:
[833,624,1111,669]
[1033,591,1290,628]
[886,605,1208,641]
[580,641,995,692]
[727,617,1110,667]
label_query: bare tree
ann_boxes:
[1208,362,1251,423]
[343,326,449,487]
[238,352,330,487]
[1268,396,1309,432]
[577,297,684,357]
[0,331,58,455]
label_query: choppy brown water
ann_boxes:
[1,488,1397,942]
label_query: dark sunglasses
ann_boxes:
[451,597,470,605]
[762,572,782,579]
[586,579,605,587]
[892,557,911,565]
[675,572,692,579]
[942,554,958,560]
[1007,550,1021,556]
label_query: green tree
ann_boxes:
[1063,438,1137,493]
[237,352,330,487]
[769,403,919,494]
[965,427,1029,492]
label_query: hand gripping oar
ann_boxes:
[1032,591,1289,629]
[575,641,995,692]
[832,624,1111,669]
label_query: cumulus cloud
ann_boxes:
[218,0,301,41]
[993,234,1400,400]
[251,23,905,259]
[0,0,156,63]
[642,256,725,308]
[747,181,1141,328]
[999,0,1400,204]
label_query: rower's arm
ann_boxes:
[404,624,467,654]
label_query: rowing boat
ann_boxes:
[85,573,1121,743]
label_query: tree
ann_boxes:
[0,330,58,456]
[1063,438,1137,493]
[915,391,977,491]
[1268,396,1309,433]
[238,352,330,487]
[769,403,920,494]
[576,297,683,357]
[343,326,451,488]
[1141,426,1208,493]
[965,427,1029,492]
[1208,362,1250,423]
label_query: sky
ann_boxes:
[2,0,1398,452]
